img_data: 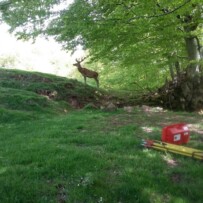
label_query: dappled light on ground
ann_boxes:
[0,69,202,202]
[1,109,202,202]
[198,109,203,115]
[0,167,7,175]
[188,123,203,135]
[142,149,158,158]
[142,188,171,203]
[162,155,178,168]
[141,126,154,133]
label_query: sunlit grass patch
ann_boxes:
[0,67,202,202]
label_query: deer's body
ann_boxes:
[73,59,99,88]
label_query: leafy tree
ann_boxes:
[0,54,16,68]
[1,0,203,110]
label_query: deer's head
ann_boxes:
[73,59,80,67]
[73,57,86,67]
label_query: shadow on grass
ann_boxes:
[0,109,202,203]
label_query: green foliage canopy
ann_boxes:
[1,0,202,90]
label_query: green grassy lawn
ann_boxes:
[0,68,202,203]
[0,109,202,203]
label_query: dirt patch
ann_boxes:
[171,172,182,183]
[36,89,58,99]
[69,96,83,109]
[56,184,67,203]
[64,82,74,89]
[11,74,53,83]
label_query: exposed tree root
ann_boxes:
[142,73,203,111]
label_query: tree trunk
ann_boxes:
[152,4,203,111]
[175,61,181,77]
[169,63,175,81]
[185,36,201,78]
[179,6,203,111]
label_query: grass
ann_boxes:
[0,68,202,203]
[0,68,108,110]
[0,109,203,203]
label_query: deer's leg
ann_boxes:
[95,78,99,88]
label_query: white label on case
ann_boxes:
[174,134,181,141]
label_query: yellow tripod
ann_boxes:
[142,139,203,160]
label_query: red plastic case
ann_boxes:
[162,123,190,145]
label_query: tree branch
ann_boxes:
[0,1,11,9]
[99,0,192,25]
[128,0,191,22]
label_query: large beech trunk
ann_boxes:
[150,36,203,111]
[180,35,202,110]
[150,4,203,111]
[185,36,201,78]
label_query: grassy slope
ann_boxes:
[0,69,106,118]
[0,69,203,203]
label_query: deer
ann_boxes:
[73,58,99,88]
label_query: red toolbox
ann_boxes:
[162,123,190,145]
